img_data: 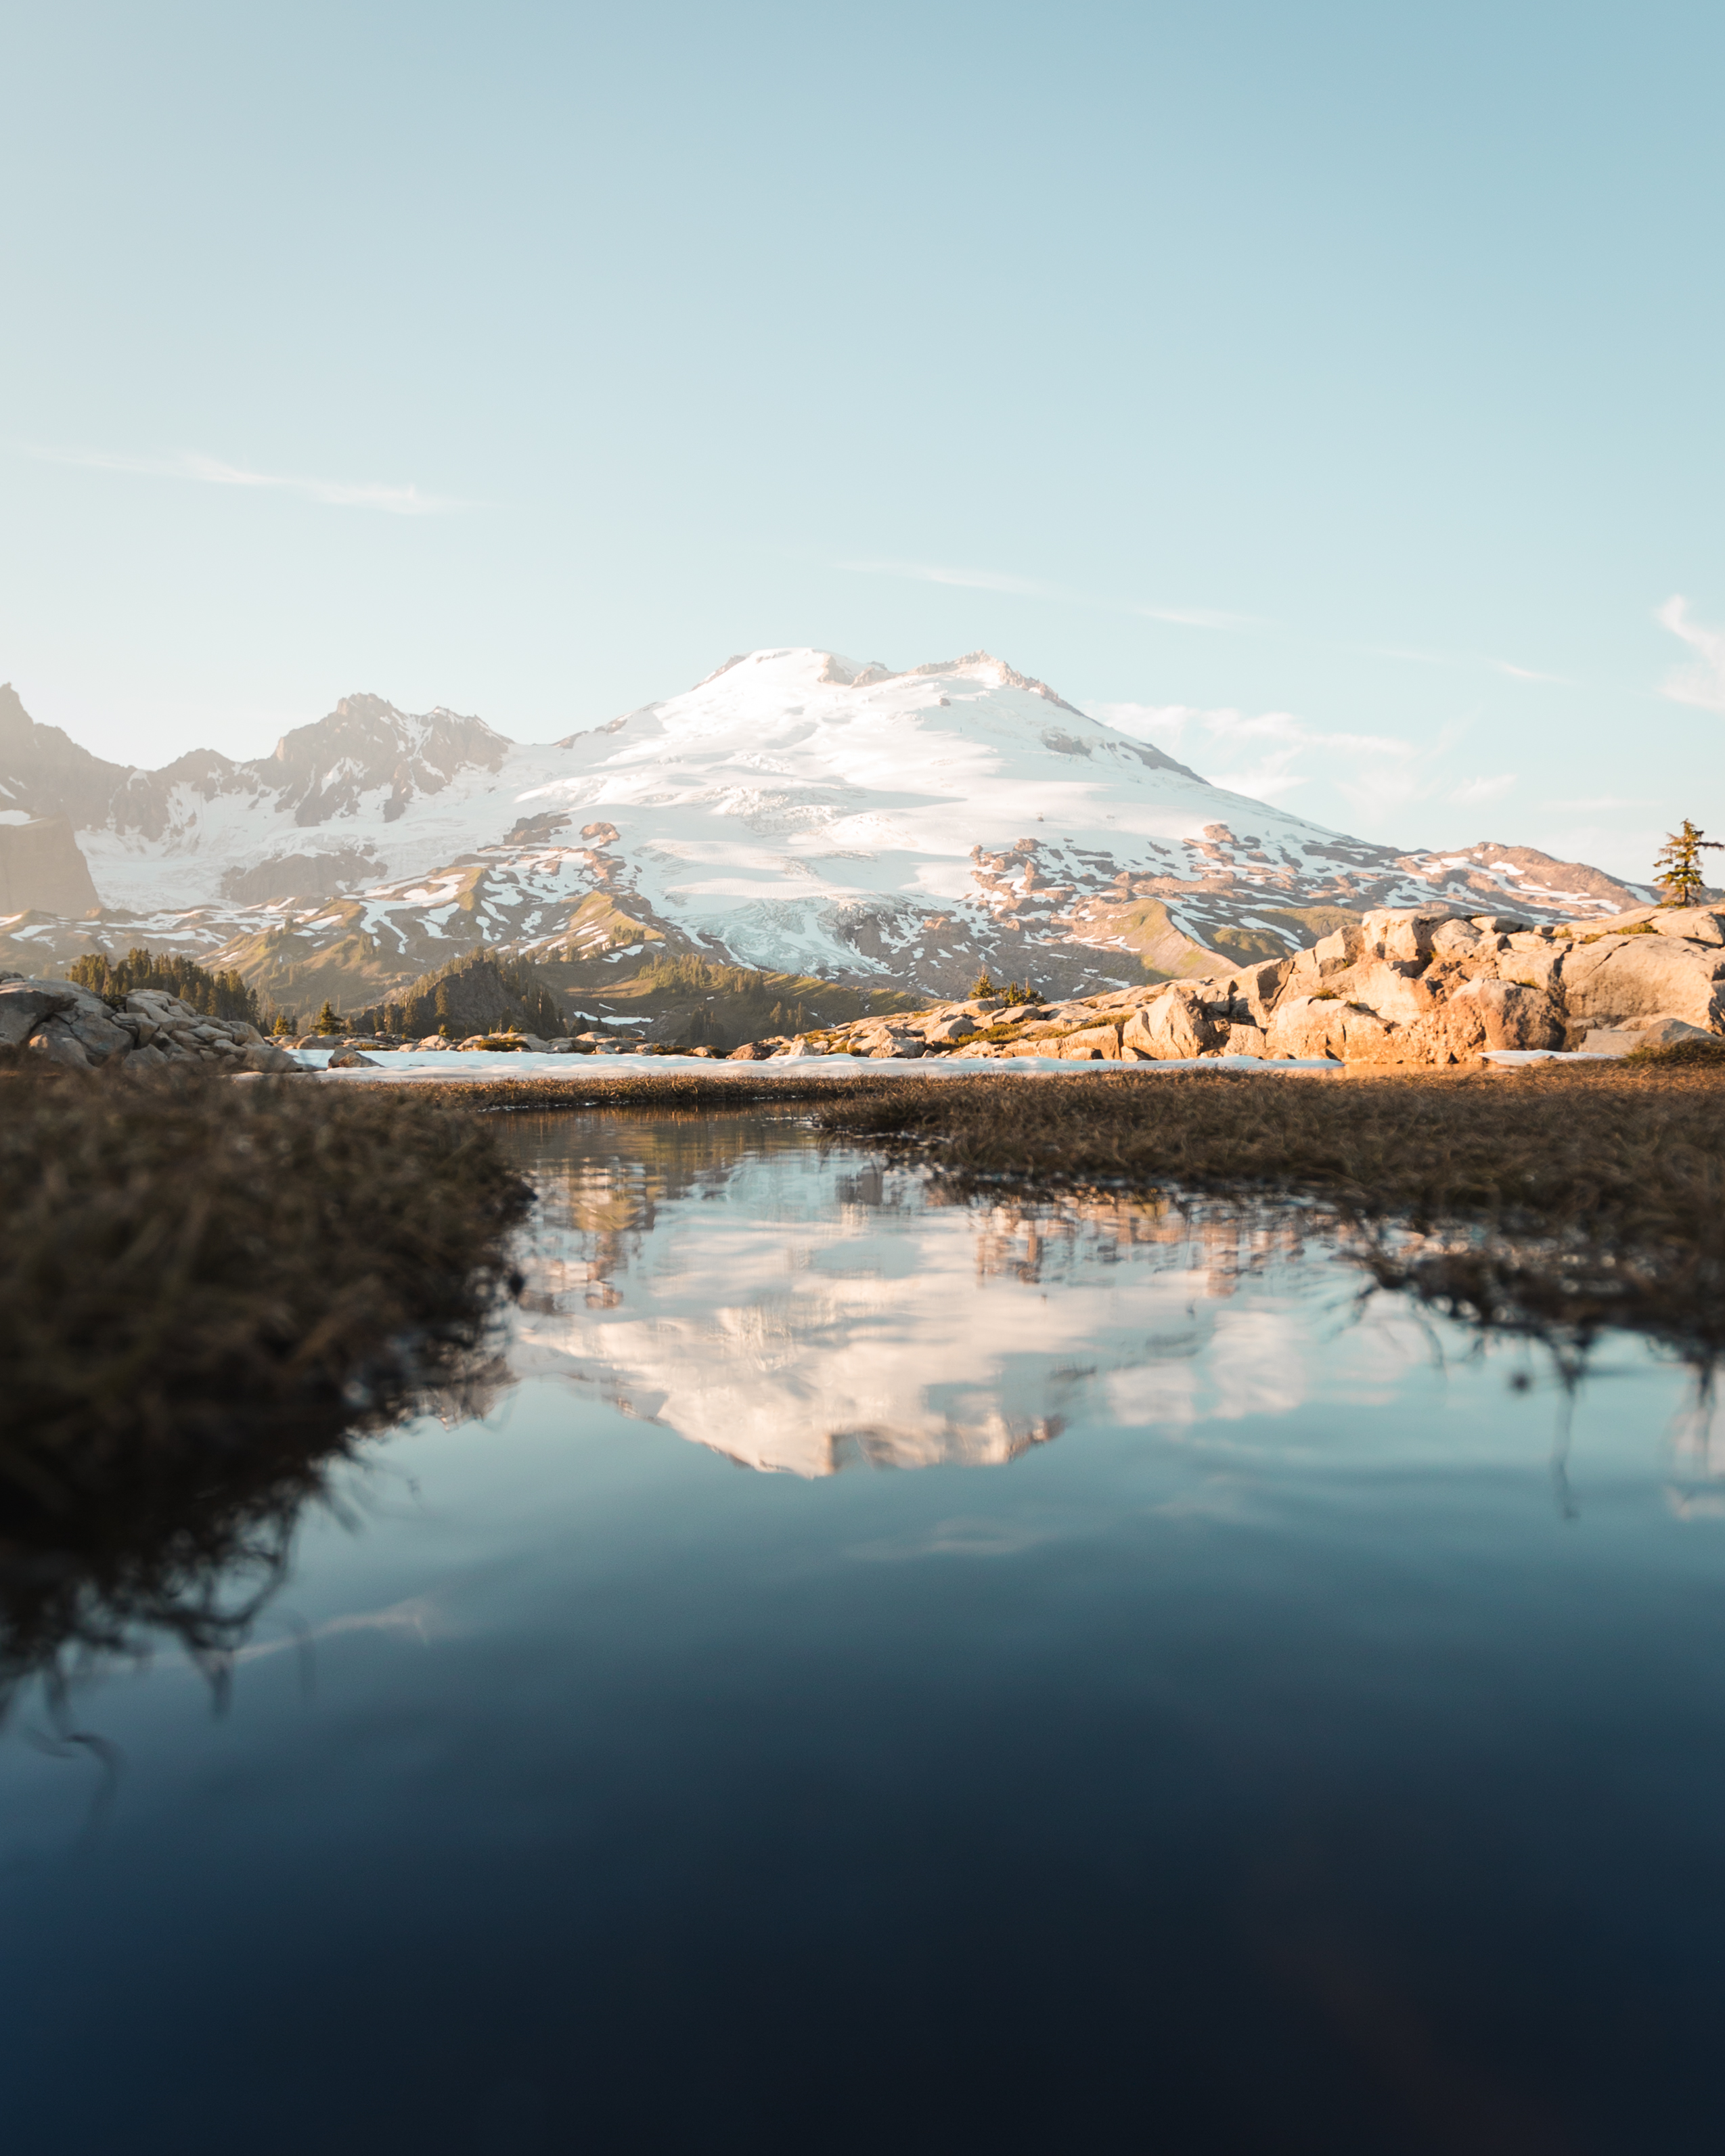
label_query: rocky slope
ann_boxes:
[0,652,1657,1006]
[761,903,1725,1066]
[0,972,298,1073]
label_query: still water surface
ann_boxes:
[5,1111,1724,2153]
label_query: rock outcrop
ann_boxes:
[748,904,1725,1066]
[0,973,301,1074]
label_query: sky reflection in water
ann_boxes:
[3,1110,1723,2156]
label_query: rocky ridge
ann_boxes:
[0,654,1659,1008]
[0,973,301,1075]
[746,903,1725,1066]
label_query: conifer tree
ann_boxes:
[968,968,998,999]
[315,1002,341,1035]
[1653,821,1722,906]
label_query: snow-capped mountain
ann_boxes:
[0,651,1652,1002]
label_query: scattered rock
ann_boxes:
[0,975,310,1077]
[326,1049,378,1069]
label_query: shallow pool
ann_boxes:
[5,1111,1722,2153]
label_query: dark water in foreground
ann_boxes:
[5,1112,1724,2154]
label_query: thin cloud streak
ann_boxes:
[20,442,460,514]
[1086,698,1510,822]
[836,558,1263,629]
[1657,595,1725,712]
[839,558,1573,682]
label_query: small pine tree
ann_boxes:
[315,1002,342,1035]
[968,968,998,1000]
[1653,820,1723,906]
[271,1010,294,1037]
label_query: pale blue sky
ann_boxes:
[1,1,1719,879]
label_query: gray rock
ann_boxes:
[239,1041,302,1072]
[326,1048,378,1068]
[0,982,76,1046]
[26,1016,93,1068]
[63,1004,136,1062]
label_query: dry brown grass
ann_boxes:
[810,1062,1725,1351]
[1,1070,531,1696]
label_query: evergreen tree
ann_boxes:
[315,1002,342,1035]
[1653,821,1723,906]
[66,945,263,1026]
[968,968,999,999]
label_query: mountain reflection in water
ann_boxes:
[7,1109,1725,2156]
[510,1111,1349,1476]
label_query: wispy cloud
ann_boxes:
[838,559,1574,682]
[836,558,1263,629]
[1491,658,1573,685]
[1447,772,1518,807]
[1088,700,1420,807]
[1085,698,1519,823]
[837,557,1070,601]
[1086,698,1205,746]
[20,442,459,514]
[1657,595,1725,711]
[1134,603,1266,631]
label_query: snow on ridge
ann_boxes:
[3,648,1653,993]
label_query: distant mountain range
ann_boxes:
[0,650,1655,1010]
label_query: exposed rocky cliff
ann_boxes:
[767,903,1725,1066]
[0,816,101,916]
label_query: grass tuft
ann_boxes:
[809,1062,1725,1352]
[1,1070,531,1697]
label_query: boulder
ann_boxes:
[240,1041,302,1073]
[1452,979,1565,1052]
[924,1014,979,1044]
[1121,985,1227,1060]
[1058,1024,1123,1060]
[0,982,76,1046]
[326,1049,378,1068]
[1263,996,1387,1062]
[1360,907,1456,966]
[1556,931,1725,1032]
[26,1016,93,1069]
[62,1002,135,1063]
[727,1042,774,1061]
[1429,918,1484,957]
[1224,958,1293,1026]
[1328,958,1441,1026]
[1649,905,1725,946]
[1310,922,1367,974]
